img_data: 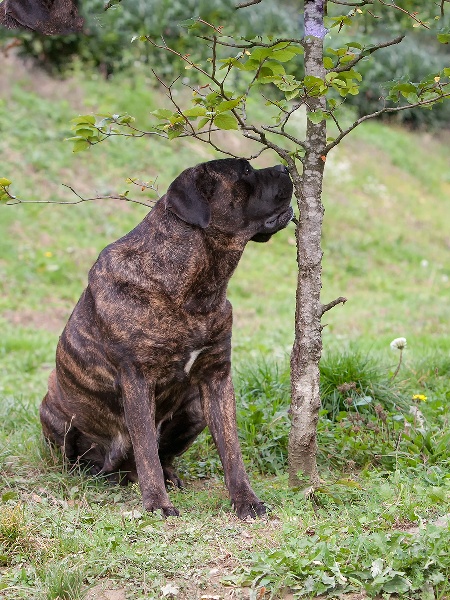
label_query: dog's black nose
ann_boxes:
[274,164,289,175]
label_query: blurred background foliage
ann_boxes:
[1,0,449,128]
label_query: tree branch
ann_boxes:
[328,0,373,5]
[439,0,450,17]
[197,36,304,50]
[321,297,347,315]
[325,91,450,153]
[4,179,159,209]
[333,34,405,73]
[260,126,307,152]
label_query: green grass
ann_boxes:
[1,58,449,599]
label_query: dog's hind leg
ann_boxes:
[95,431,133,485]
[40,387,80,462]
[158,392,206,488]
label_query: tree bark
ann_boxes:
[288,0,327,488]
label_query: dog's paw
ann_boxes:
[143,501,180,517]
[161,506,180,518]
[233,500,267,520]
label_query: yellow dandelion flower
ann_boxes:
[412,394,427,402]
[44,251,53,258]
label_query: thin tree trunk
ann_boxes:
[288,0,327,488]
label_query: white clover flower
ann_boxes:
[390,337,407,351]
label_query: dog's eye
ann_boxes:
[243,164,252,175]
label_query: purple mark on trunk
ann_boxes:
[304,21,328,39]
[304,0,328,39]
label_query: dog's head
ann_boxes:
[165,158,294,243]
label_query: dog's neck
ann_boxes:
[132,205,245,314]
[182,233,244,314]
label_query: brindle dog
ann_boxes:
[40,158,293,519]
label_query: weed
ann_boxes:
[235,520,450,598]
[0,504,26,550]
[40,564,86,600]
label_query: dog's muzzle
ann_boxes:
[264,206,294,231]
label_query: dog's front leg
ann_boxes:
[120,365,179,517]
[200,369,266,519]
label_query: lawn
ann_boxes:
[0,55,449,599]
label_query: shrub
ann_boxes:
[0,0,298,77]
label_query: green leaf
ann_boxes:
[151,108,175,120]
[262,60,286,76]
[339,53,356,64]
[0,178,12,186]
[346,41,363,50]
[271,48,301,62]
[168,115,185,126]
[197,117,211,129]
[167,125,184,140]
[340,69,362,82]
[304,75,327,96]
[117,114,134,124]
[248,47,272,61]
[382,575,411,593]
[183,106,208,118]
[240,59,262,72]
[216,98,242,113]
[405,92,419,104]
[72,139,91,152]
[307,110,326,124]
[213,112,239,130]
[74,128,97,138]
[72,114,95,125]
[323,57,334,69]
[178,17,201,30]
[272,42,303,55]
[205,91,221,105]
[285,89,300,101]
[437,33,450,44]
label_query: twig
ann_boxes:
[328,0,373,5]
[327,109,344,134]
[333,35,405,73]
[260,126,307,152]
[321,297,347,315]
[212,36,217,80]
[196,18,224,34]
[377,0,430,29]
[5,184,159,209]
[197,36,304,50]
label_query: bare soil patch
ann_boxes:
[2,306,70,332]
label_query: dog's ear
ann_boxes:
[166,164,216,229]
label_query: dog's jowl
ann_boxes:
[40,158,293,519]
